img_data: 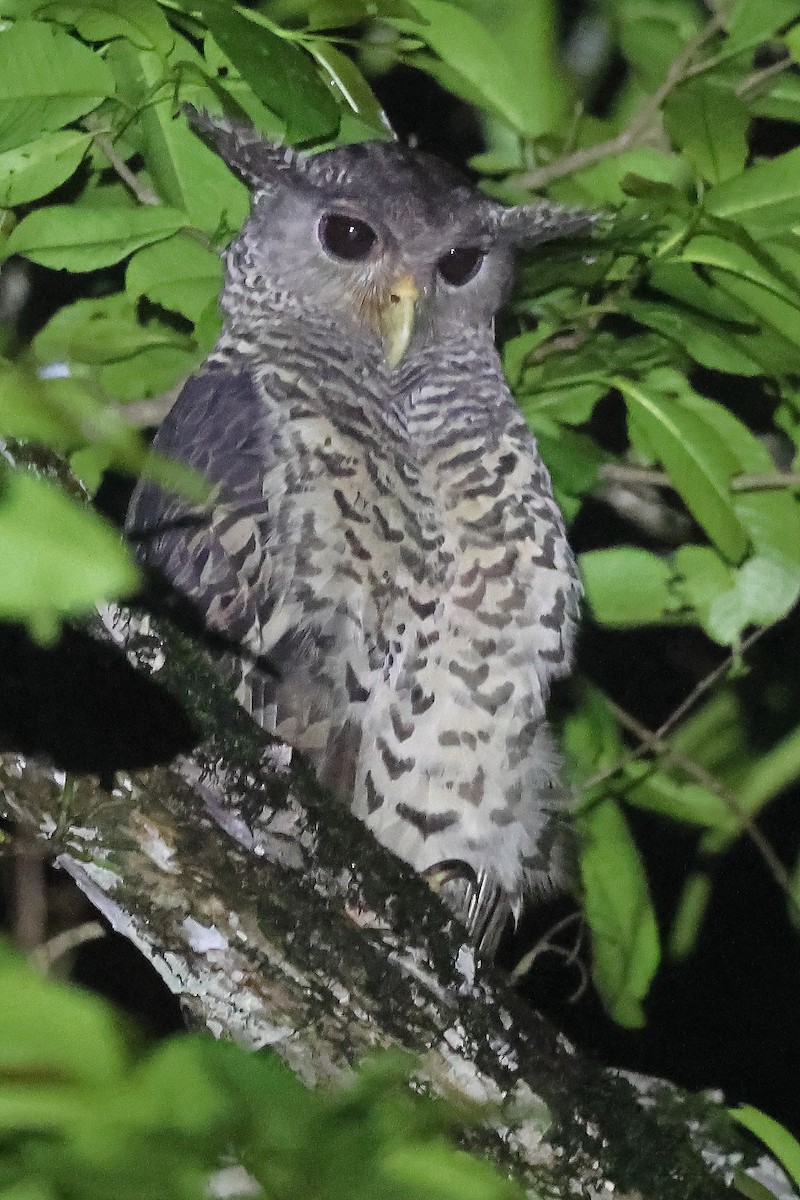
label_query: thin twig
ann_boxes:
[604,697,800,923]
[597,464,800,493]
[736,54,793,98]
[517,13,725,191]
[511,911,587,999]
[731,472,800,492]
[84,117,161,206]
[598,464,671,489]
[656,626,768,739]
[31,921,106,973]
[583,626,768,793]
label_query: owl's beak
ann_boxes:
[379,273,419,367]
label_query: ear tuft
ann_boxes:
[495,201,607,247]
[184,105,307,189]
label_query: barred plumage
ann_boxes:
[127,110,595,953]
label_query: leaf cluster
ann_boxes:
[0,940,525,1200]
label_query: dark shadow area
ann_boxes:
[0,622,197,771]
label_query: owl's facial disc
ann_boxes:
[379,273,419,367]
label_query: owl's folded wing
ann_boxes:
[125,366,281,651]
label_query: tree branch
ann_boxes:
[0,600,764,1199]
[83,116,161,206]
[517,14,725,191]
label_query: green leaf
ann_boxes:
[392,0,568,137]
[706,146,800,236]
[5,203,186,271]
[649,260,800,375]
[563,682,625,780]
[580,547,683,627]
[705,554,800,644]
[0,467,139,641]
[34,292,193,365]
[673,544,735,632]
[579,799,660,1028]
[0,19,115,152]
[620,296,763,376]
[736,720,800,820]
[126,234,223,324]
[623,764,734,831]
[0,945,129,1087]
[663,79,749,185]
[95,341,202,401]
[532,428,609,497]
[0,361,206,501]
[724,0,800,52]
[195,1,340,142]
[107,40,250,235]
[307,41,392,137]
[0,130,91,206]
[619,371,750,563]
[668,871,713,960]
[730,1106,800,1191]
[34,0,175,54]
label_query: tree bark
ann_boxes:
[0,594,789,1200]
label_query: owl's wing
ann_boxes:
[126,366,280,651]
[126,366,368,787]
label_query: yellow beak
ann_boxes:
[378,273,419,367]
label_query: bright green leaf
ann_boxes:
[579,799,660,1028]
[664,79,749,184]
[35,0,175,53]
[126,234,223,324]
[619,372,750,563]
[108,40,251,234]
[0,945,129,1085]
[673,544,735,632]
[5,203,186,271]
[0,20,115,152]
[391,0,568,137]
[0,468,139,639]
[580,547,683,627]
[620,296,763,376]
[704,555,800,644]
[724,0,800,52]
[624,765,734,831]
[730,1106,800,1191]
[95,341,201,401]
[34,292,193,365]
[706,146,800,236]
[0,130,91,206]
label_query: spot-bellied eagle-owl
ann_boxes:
[127,108,596,953]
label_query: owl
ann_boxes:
[127,108,596,954]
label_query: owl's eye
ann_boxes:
[319,213,377,261]
[437,246,484,286]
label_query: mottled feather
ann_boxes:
[127,114,594,952]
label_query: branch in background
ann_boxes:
[584,626,767,792]
[595,693,800,925]
[598,464,800,492]
[0,600,753,1199]
[517,13,725,191]
[83,116,161,207]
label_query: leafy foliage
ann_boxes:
[0,940,526,1200]
[0,0,799,1090]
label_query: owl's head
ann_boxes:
[189,109,598,366]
